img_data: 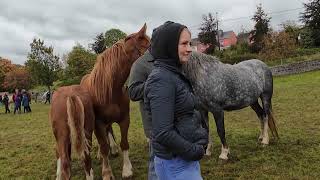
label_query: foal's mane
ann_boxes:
[88,40,127,105]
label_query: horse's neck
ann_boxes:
[89,55,132,105]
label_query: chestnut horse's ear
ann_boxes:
[137,23,147,37]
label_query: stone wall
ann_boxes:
[271,59,320,76]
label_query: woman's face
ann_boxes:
[178,28,192,64]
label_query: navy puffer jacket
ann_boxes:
[144,21,208,161]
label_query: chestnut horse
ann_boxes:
[50,85,95,179]
[80,24,150,179]
[50,24,150,180]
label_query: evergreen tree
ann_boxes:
[250,4,271,53]
[300,0,320,46]
[198,13,218,54]
[89,33,106,54]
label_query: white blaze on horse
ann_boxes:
[182,52,279,160]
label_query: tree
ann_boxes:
[300,0,320,46]
[104,29,127,48]
[198,13,218,54]
[3,67,31,92]
[260,31,297,61]
[299,27,315,47]
[25,38,61,92]
[250,4,271,53]
[64,44,97,84]
[280,20,301,45]
[0,58,16,91]
[89,33,106,54]
[0,68,4,91]
[0,58,15,73]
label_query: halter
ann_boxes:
[132,36,150,57]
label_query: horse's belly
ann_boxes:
[222,95,258,111]
[96,104,121,121]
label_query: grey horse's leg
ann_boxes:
[260,93,276,145]
[250,101,265,142]
[198,109,212,156]
[213,110,229,160]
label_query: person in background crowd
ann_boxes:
[22,92,30,113]
[14,90,22,114]
[3,93,10,113]
[45,91,51,104]
[0,94,3,107]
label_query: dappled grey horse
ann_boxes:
[183,52,279,160]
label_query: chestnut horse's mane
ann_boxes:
[87,40,128,105]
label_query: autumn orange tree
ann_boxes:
[0,58,16,91]
[2,67,31,92]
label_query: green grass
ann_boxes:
[0,70,320,179]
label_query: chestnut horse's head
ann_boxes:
[123,23,150,62]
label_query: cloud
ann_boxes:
[0,0,309,64]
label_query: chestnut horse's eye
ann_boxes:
[125,36,131,42]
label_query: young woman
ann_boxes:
[144,21,208,180]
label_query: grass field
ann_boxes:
[0,70,319,179]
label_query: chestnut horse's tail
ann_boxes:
[66,95,89,159]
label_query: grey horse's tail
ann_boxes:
[267,109,279,139]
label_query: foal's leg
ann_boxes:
[56,139,71,180]
[83,132,93,180]
[250,101,266,142]
[118,115,133,178]
[213,110,230,160]
[94,121,114,180]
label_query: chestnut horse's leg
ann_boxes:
[94,120,114,180]
[107,126,119,156]
[56,138,71,180]
[118,113,133,178]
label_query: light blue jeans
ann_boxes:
[148,143,158,180]
[154,156,203,180]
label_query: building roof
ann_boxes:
[218,31,234,39]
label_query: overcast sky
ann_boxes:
[0,0,309,64]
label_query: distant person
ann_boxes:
[0,94,2,106]
[22,93,30,113]
[27,91,32,105]
[14,93,22,114]
[45,91,51,104]
[3,93,10,113]
[34,92,39,103]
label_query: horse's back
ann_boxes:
[51,85,94,125]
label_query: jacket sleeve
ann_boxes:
[128,82,145,101]
[128,60,146,101]
[147,75,204,160]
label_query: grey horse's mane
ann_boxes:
[183,51,222,80]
